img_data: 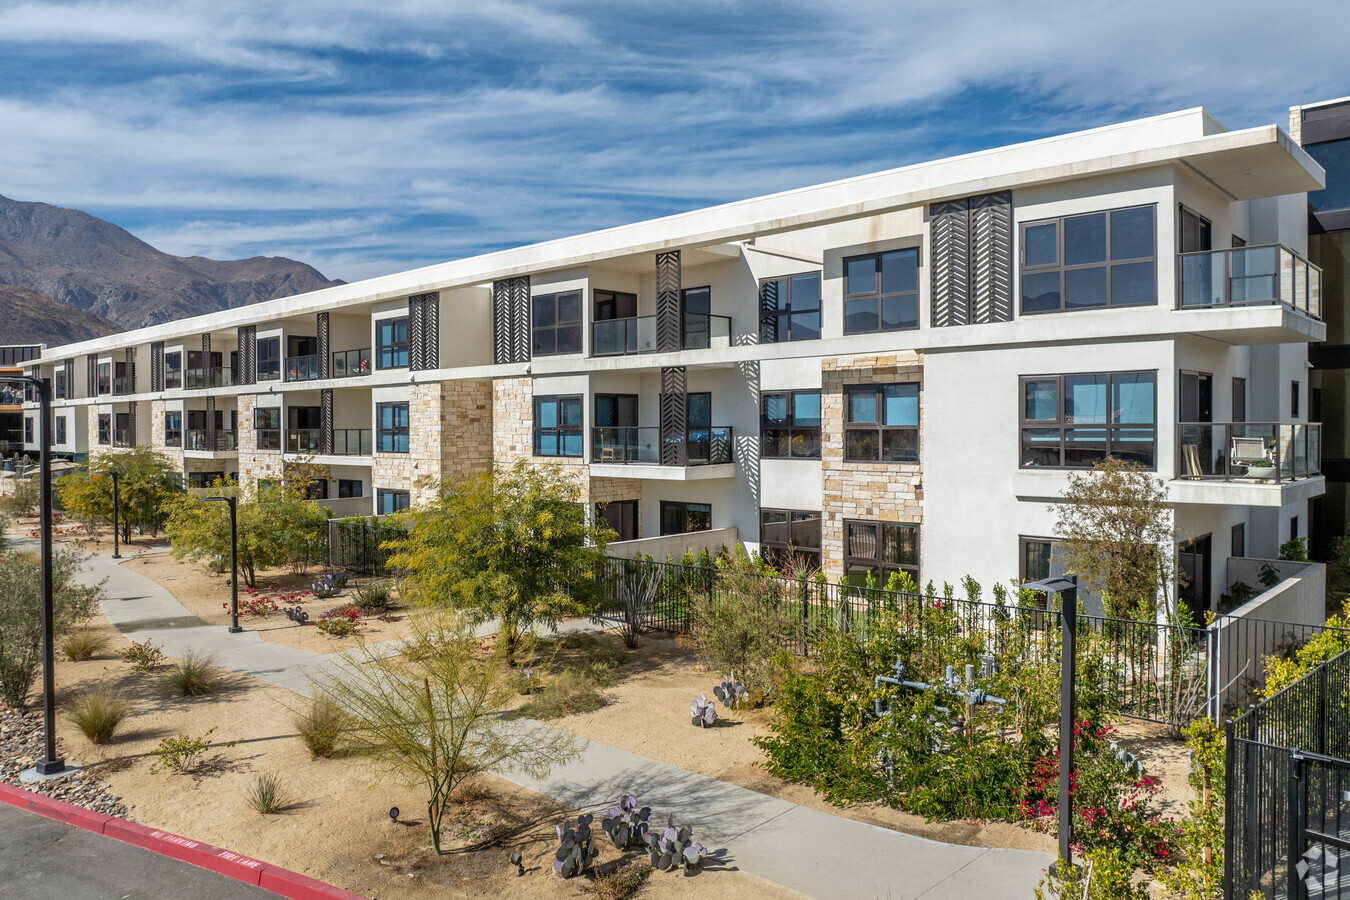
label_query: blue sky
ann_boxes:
[0,1,1347,283]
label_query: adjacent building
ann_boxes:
[22,107,1327,620]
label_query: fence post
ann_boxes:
[1206,623,1219,723]
[1223,718,1235,900]
[1318,664,1329,756]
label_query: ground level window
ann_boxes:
[377,489,410,515]
[842,520,918,588]
[54,416,66,445]
[97,414,111,445]
[759,508,821,572]
[660,501,711,535]
[338,479,363,499]
[597,499,638,542]
[188,471,226,488]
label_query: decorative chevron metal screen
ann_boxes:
[202,334,210,355]
[321,389,333,455]
[409,297,425,370]
[125,348,135,393]
[63,359,74,398]
[492,277,531,364]
[150,343,164,392]
[129,403,137,446]
[316,313,330,379]
[206,396,216,445]
[930,191,1012,327]
[86,354,97,396]
[238,326,256,385]
[659,366,687,466]
[407,292,440,371]
[656,251,681,352]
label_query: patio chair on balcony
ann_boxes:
[1231,436,1272,476]
[598,432,617,461]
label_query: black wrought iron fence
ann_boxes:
[326,516,405,576]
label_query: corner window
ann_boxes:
[759,272,821,343]
[532,291,582,356]
[845,383,919,462]
[843,249,919,334]
[1020,371,1156,469]
[255,407,280,450]
[660,501,711,535]
[534,395,582,457]
[1020,205,1156,313]
[376,318,409,369]
[761,390,821,459]
[377,489,410,515]
[760,508,821,571]
[376,402,410,453]
[256,336,281,380]
[165,411,182,447]
[843,520,919,587]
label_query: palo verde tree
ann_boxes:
[163,476,329,588]
[386,462,611,663]
[57,447,185,543]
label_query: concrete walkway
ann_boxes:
[71,549,1053,900]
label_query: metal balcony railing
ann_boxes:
[591,313,732,357]
[113,376,134,395]
[112,429,134,448]
[185,429,238,452]
[256,429,281,451]
[332,348,371,378]
[284,355,320,382]
[1177,244,1322,319]
[184,367,239,390]
[1175,422,1321,483]
[592,425,734,466]
[332,428,373,455]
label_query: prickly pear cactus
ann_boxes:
[690,694,717,727]
[713,675,748,709]
[601,795,652,850]
[644,815,708,871]
[552,813,599,877]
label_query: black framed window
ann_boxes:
[97,413,111,445]
[1292,381,1301,418]
[1020,205,1156,313]
[189,471,226,488]
[377,489,410,515]
[23,417,33,444]
[164,411,182,447]
[97,363,111,395]
[1178,205,1212,254]
[594,290,637,321]
[843,520,919,587]
[760,508,822,570]
[761,390,821,459]
[377,402,410,453]
[534,394,582,457]
[256,336,281,380]
[255,407,280,450]
[338,479,363,499]
[54,416,66,445]
[845,383,919,462]
[597,499,638,542]
[759,272,821,343]
[164,351,182,389]
[1020,371,1156,469]
[1231,523,1245,558]
[376,318,409,369]
[843,249,919,334]
[660,501,711,535]
[532,291,582,356]
[53,369,66,399]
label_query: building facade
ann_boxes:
[24,107,1328,620]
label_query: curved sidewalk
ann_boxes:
[74,550,1054,900]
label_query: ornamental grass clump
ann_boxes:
[294,697,349,758]
[69,686,130,744]
[247,770,292,815]
[62,628,109,661]
[168,650,220,696]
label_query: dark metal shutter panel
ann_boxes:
[929,199,970,327]
[206,395,216,446]
[63,359,74,398]
[969,191,1013,324]
[320,388,333,455]
[126,348,135,392]
[759,280,780,344]
[238,326,256,385]
[656,251,681,352]
[422,294,439,369]
[86,354,96,396]
[492,280,512,364]
[659,366,686,466]
[510,276,531,363]
[316,313,330,379]
[150,343,164,392]
[408,298,425,371]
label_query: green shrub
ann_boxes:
[294,698,348,758]
[688,562,800,701]
[121,638,164,673]
[3,478,39,517]
[168,650,219,696]
[0,548,104,707]
[352,580,393,610]
[521,667,610,719]
[1262,615,1350,698]
[586,860,651,899]
[69,686,130,744]
[62,628,109,661]
[150,727,228,773]
[246,771,291,814]
[1279,536,1308,562]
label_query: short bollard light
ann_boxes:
[511,851,524,876]
[389,807,400,824]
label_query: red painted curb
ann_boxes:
[0,781,363,898]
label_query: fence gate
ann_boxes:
[1289,751,1350,900]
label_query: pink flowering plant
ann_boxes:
[224,585,312,619]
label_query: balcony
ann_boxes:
[113,376,135,396]
[591,313,731,357]
[332,348,371,378]
[286,428,320,453]
[333,428,372,456]
[1178,244,1322,318]
[1173,421,1323,506]
[590,426,735,480]
[165,370,182,390]
[256,429,281,451]
[285,355,320,382]
[185,429,238,452]
[184,367,239,390]
[112,429,134,449]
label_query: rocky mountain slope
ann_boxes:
[0,284,121,345]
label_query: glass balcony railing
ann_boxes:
[185,429,238,452]
[1177,244,1322,319]
[592,426,734,466]
[164,370,182,390]
[332,348,372,378]
[112,429,134,448]
[184,367,239,390]
[113,376,134,395]
[284,355,320,382]
[256,429,281,451]
[332,428,373,455]
[1175,422,1321,483]
[286,428,321,453]
[591,313,732,357]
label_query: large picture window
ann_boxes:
[759,272,821,343]
[843,249,920,334]
[534,395,582,457]
[376,402,410,453]
[254,407,280,450]
[376,318,409,369]
[845,383,919,462]
[1020,371,1156,469]
[377,489,410,515]
[97,413,111,445]
[54,416,66,445]
[256,336,281,380]
[660,501,711,535]
[164,351,182,389]
[844,520,919,587]
[532,291,583,356]
[1020,205,1156,313]
[760,508,821,571]
[761,390,821,459]
[164,411,182,447]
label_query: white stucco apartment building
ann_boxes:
[21,107,1327,620]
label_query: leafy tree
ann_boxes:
[1261,615,1350,698]
[3,477,39,518]
[1053,458,1175,621]
[1160,718,1225,900]
[163,479,329,588]
[57,447,185,542]
[309,612,581,853]
[386,463,610,663]
[0,548,105,707]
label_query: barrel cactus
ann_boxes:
[645,815,708,871]
[691,694,717,727]
[601,795,651,850]
[553,813,599,878]
[713,675,748,709]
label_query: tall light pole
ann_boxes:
[1025,575,1079,878]
[93,469,121,559]
[1,367,64,776]
[202,495,242,634]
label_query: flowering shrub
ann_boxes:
[316,603,364,636]
[225,586,311,619]
[121,638,165,673]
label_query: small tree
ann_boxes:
[1160,718,1225,900]
[386,463,610,663]
[164,480,328,587]
[58,447,185,542]
[1053,458,1175,621]
[310,613,581,853]
[0,549,105,707]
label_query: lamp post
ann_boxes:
[1,367,63,776]
[1024,575,1079,878]
[202,495,242,634]
[92,469,121,559]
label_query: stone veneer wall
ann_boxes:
[407,380,494,505]
[149,400,185,471]
[235,394,283,489]
[820,353,924,578]
[86,406,101,453]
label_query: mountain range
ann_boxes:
[0,194,345,348]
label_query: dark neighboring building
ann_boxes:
[0,344,42,455]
